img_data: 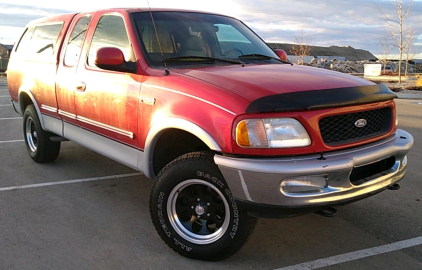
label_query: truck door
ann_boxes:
[56,14,92,126]
[73,13,142,149]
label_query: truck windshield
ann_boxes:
[131,11,280,67]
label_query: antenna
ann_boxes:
[147,0,170,76]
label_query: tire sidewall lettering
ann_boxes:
[157,192,171,238]
[225,189,239,239]
[197,170,224,188]
[174,238,192,252]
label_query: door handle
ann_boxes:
[76,82,86,92]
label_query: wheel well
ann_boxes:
[152,129,210,176]
[19,92,33,111]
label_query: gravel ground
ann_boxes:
[366,74,422,94]
[383,81,422,94]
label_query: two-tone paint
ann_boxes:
[7,8,413,217]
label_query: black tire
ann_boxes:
[23,105,61,163]
[150,152,256,261]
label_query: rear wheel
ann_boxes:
[150,152,256,261]
[23,105,60,163]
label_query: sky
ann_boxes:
[0,0,421,59]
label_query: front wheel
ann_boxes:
[150,152,256,261]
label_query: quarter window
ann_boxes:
[27,23,64,55]
[15,27,35,53]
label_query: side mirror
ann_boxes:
[274,49,288,62]
[95,47,136,73]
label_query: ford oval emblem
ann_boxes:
[355,119,367,128]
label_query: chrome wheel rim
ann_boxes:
[25,116,38,152]
[167,179,230,245]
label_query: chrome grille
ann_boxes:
[319,107,392,146]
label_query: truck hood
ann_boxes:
[173,64,374,102]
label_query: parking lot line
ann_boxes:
[0,172,143,192]
[0,139,24,144]
[0,117,21,120]
[0,104,11,106]
[275,236,422,270]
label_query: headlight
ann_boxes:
[236,118,311,148]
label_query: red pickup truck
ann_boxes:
[7,8,413,261]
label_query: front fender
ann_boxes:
[140,117,222,179]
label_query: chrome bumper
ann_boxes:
[215,129,413,208]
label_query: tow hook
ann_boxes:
[315,207,338,217]
[387,183,400,190]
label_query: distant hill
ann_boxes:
[268,43,377,61]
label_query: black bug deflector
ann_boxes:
[246,84,397,114]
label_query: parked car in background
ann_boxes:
[381,65,394,75]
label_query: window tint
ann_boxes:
[64,16,92,66]
[15,27,35,53]
[88,15,133,67]
[27,23,63,55]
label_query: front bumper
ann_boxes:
[215,129,413,217]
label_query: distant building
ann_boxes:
[0,43,13,58]
[0,43,13,71]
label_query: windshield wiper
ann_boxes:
[163,56,244,65]
[238,54,292,64]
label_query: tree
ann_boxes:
[403,26,418,76]
[377,0,413,83]
[379,33,394,74]
[290,28,312,65]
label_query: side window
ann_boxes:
[15,27,35,53]
[87,15,133,67]
[27,23,64,55]
[64,16,92,66]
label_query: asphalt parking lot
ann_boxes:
[0,75,421,269]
